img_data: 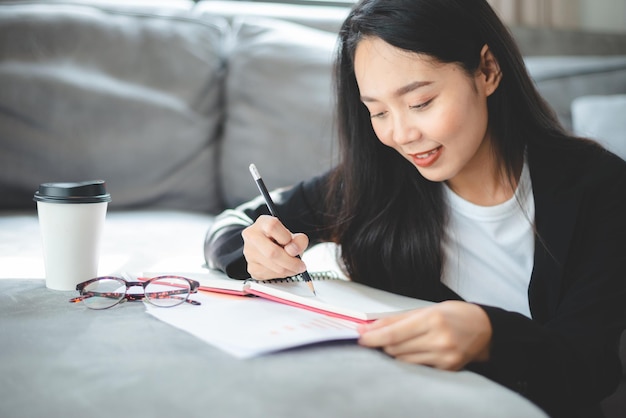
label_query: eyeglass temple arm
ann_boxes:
[69,293,200,305]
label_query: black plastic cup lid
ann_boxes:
[34,180,112,204]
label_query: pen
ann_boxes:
[248,163,316,296]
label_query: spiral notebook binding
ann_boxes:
[248,271,340,284]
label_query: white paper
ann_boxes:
[146,291,359,358]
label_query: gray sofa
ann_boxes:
[0,1,625,417]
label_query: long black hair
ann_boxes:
[326,0,569,299]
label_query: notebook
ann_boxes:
[160,269,432,323]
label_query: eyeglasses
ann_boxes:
[69,275,201,309]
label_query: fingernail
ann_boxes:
[285,243,300,257]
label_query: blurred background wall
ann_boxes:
[487,0,626,33]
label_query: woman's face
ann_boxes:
[354,37,498,185]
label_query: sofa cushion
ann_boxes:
[524,56,626,131]
[571,95,626,160]
[217,17,338,207]
[195,0,349,33]
[0,2,227,212]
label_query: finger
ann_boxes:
[364,324,465,371]
[245,242,307,279]
[358,311,428,347]
[257,215,295,247]
[252,216,309,257]
[284,233,309,257]
[381,328,443,358]
[389,333,468,371]
[243,240,305,279]
[357,311,414,333]
[246,261,290,281]
[243,218,306,265]
[254,219,308,271]
[369,302,492,370]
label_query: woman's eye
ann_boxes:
[410,99,433,110]
[370,111,386,119]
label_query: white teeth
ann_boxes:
[415,148,439,159]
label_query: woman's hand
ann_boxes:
[357,301,492,371]
[241,215,309,280]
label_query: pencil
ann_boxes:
[248,163,317,296]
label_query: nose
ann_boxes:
[391,112,421,146]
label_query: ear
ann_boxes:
[477,44,502,96]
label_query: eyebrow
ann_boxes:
[360,80,433,103]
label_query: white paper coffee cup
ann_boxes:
[34,180,111,291]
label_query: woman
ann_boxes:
[205,0,626,416]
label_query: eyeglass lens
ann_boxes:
[144,276,192,307]
[81,277,126,309]
[80,276,192,309]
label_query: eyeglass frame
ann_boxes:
[69,275,201,309]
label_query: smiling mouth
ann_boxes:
[414,147,441,159]
[410,146,442,168]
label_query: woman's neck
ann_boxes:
[445,145,522,207]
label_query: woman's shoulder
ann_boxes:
[528,135,626,199]
[530,135,625,176]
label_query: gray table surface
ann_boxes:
[0,279,548,418]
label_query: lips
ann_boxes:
[410,146,442,168]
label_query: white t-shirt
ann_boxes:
[441,163,535,318]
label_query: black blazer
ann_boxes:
[470,139,626,417]
[205,138,626,418]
